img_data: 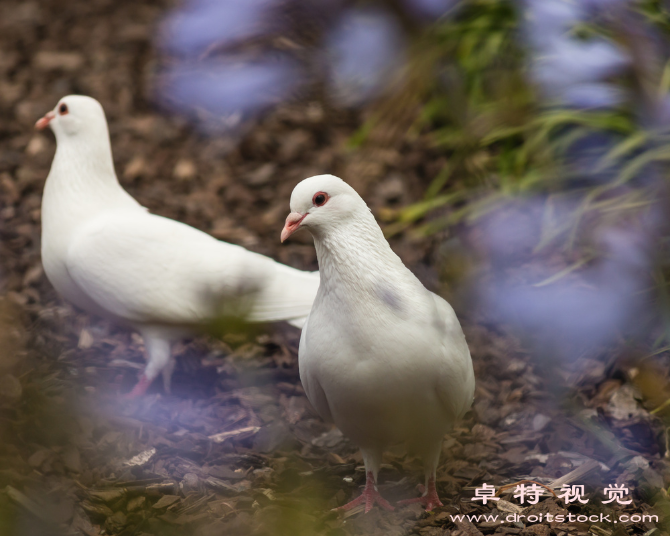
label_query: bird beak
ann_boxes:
[281,212,307,243]
[35,111,56,130]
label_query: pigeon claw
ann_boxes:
[336,471,395,514]
[338,490,395,514]
[397,478,444,511]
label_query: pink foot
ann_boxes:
[398,477,444,511]
[336,471,395,513]
[123,374,151,399]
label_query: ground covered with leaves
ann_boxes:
[1,0,670,535]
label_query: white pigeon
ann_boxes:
[36,95,320,397]
[281,175,475,512]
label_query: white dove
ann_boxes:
[36,95,320,397]
[281,175,475,512]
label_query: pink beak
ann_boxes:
[281,212,307,242]
[35,111,56,130]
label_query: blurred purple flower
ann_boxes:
[325,7,405,107]
[160,0,279,58]
[400,0,459,21]
[154,1,411,125]
[158,58,304,119]
[474,197,654,361]
[562,83,625,109]
[531,38,627,87]
[582,0,632,10]
[655,94,670,125]
[563,131,621,186]
[522,0,584,48]
[521,0,629,108]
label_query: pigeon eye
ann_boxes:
[59,103,68,115]
[312,192,329,207]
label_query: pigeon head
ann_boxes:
[281,174,368,242]
[35,95,108,141]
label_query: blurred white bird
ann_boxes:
[36,95,320,397]
[281,175,474,512]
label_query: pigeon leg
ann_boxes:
[336,448,394,513]
[336,471,395,513]
[397,475,443,511]
[161,355,176,394]
[125,334,171,398]
[398,441,443,511]
[124,374,151,398]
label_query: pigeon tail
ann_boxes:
[247,264,320,325]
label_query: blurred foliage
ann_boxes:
[376,0,670,528]
[0,298,81,535]
[368,0,670,243]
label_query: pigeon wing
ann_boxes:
[66,211,318,326]
[431,293,476,423]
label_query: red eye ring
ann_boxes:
[312,191,329,207]
[59,103,68,115]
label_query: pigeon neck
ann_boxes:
[41,134,139,242]
[49,135,119,194]
[312,212,411,292]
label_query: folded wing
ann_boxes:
[431,293,476,423]
[66,211,319,327]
